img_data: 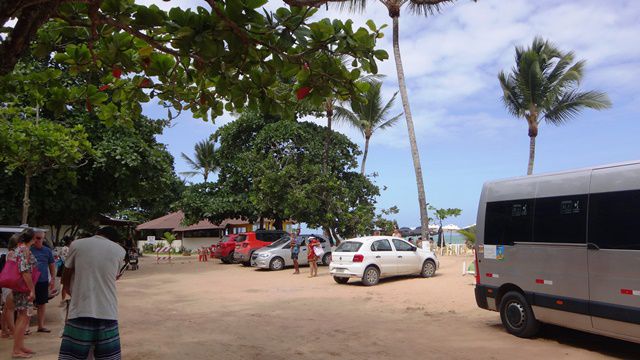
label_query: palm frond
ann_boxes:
[543,90,612,125]
[179,171,199,178]
[375,112,403,131]
[180,152,199,170]
[408,0,456,16]
[498,71,524,118]
[335,0,368,13]
[334,105,366,136]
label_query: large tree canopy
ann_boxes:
[0,1,387,123]
[179,111,380,237]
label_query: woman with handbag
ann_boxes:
[307,236,321,278]
[12,229,39,359]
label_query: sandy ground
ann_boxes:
[1,255,639,359]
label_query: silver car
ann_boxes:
[251,234,334,271]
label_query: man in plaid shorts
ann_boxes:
[59,227,126,360]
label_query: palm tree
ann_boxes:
[334,80,402,174]
[180,139,217,182]
[288,0,470,243]
[499,37,612,175]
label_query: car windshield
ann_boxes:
[335,241,362,252]
[266,237,290,248]
[236,235,246,242]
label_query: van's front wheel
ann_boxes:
[499,291,540,338]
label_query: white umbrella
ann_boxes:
[442,224,460,231]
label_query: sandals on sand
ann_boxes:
[37,328,51,333]
[11,353,32,359]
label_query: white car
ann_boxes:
[329,236,439,286]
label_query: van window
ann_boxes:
[589,190,640,250]
[484,199,533,245]
[533,195,587,244]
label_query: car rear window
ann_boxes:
[335,241,362,252]
[236,235,246,242]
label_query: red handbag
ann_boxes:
[0,259,41,293]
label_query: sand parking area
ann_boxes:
[3,255,638,359]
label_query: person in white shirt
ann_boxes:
[58,227,126,360]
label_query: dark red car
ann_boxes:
[212,234,242,264]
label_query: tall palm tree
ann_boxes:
[287,0,470,243]
[334,80,402,174]
[180,139,217,182]
[499,37,612,175]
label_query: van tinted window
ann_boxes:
[589,190,640,250]
[484,199,533,245]
[533,195,587,244]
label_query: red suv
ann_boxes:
[233,230,287,266]
[212,234,242,264]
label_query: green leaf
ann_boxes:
[246,0,268,9]
[373,50,388,61]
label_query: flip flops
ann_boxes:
[37,328,51,333]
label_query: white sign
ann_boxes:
[484,245,497,260]
[146,235,156,244]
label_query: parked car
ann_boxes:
[251,234,334,270]
[0,225,34,257]
[329,236,439,286]
[233,229,288,266]
[212,234,242,264]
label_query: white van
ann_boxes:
[474,161,640,344]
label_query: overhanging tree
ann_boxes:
[0,1,388,123]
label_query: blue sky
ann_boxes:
[143,0,640,229]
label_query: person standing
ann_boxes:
[290,233,300,275]
[30,229,56,333]
[1,234,19,339]
[307,236,320,278]
[12,229,38,358]
[59,226,126,360]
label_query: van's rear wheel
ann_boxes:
[499,291,540,338]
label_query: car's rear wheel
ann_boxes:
[322,253,331,266]
[333,276,349,284]
[420,259,436,278]
[499,291,540,338]
[361,266,380,286]
[269,257,285,271]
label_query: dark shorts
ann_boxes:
[291,252,299,260]
[35,281,49,305]
[59,317,121,360]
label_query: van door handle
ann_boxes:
[398,256,403,258]
[376,256,381,259]
[587,242,600,250]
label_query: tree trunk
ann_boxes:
[391,16,429,247]
[361,136,370,175]
[527,135,536,175]
[323,99,334,174]
[21,173,31,225]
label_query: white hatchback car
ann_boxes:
[329,236,439,286]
